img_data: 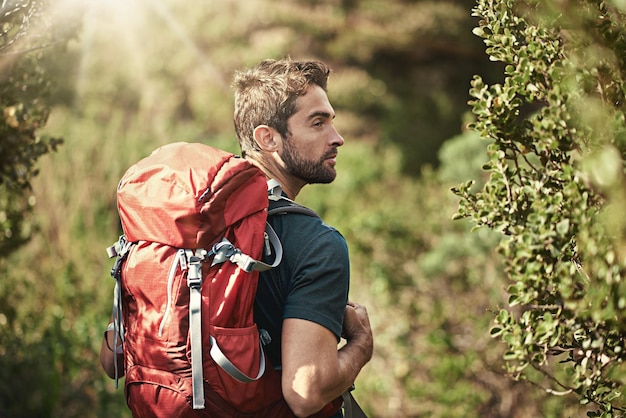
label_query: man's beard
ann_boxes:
[282,137,337,184]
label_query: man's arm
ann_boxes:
[281,301,373,417]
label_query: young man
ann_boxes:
[232,58,373,417]
[100,58,373,418]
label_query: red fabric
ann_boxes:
[117,143,341,417]
[117,143,337,418]
[125,365,296,417]
[125,366,342,418]
[117,142,267,249]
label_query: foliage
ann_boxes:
[454,0,626,415]
[0,0,68,257]
[0,2,84,417]
[4,0,614,416]
[263,0,501,174]
[95,0,500,175]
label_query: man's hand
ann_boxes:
[342,301,374,358]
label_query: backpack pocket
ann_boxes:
[203,324,279,411]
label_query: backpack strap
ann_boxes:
[209,335,266,383]
[266,181,364,417]
[266,179,321,219]
[342,390,368,418]
[184,249,207,409]
[268,203,320,218]
[209,223,283,273]
[105,235,134,389]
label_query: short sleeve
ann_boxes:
[282,223,350,341]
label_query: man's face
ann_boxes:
[280,85,344,184]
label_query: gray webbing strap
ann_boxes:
[106,235,132,390]
[209,335,266,382]
[210,222,282,273]
[342,390,368,418]
[186,249,205,410]
[112,281,123,387]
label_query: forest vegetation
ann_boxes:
[1,0,625,417]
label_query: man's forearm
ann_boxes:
[336,331,373,391]
[281,303,373,417]
[320,302,374,409]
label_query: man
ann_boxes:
[232,58,373,417]
[101,58,373,418]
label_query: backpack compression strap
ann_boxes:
[209,221,282,273]
[180,249,209,409]
[185,217,284,409]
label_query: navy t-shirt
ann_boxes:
[254,201,350,369]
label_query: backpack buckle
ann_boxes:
[107,235,133,280]
[210,239,236,266]
[185,249,207,288]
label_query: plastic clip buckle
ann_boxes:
[211,239,236,266]
[186,250,207,288]
[109,236,131,280]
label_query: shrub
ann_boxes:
[454,0,626,415]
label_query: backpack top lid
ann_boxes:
[117,142,268,249]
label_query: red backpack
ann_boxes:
[105,142,343,417]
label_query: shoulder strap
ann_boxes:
[267,197,320,219]
[266,179,320,219]
[268,202,320,218]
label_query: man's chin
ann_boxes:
[290,164,337,185]
[309,171,336,185]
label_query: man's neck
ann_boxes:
[245,155,304,200]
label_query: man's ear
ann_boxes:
[253,125,281,152]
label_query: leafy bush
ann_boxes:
[454,0,626,415]
[0,1,66,257]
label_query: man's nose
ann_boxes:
[331,126,345,147]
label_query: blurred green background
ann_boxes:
[0,0,598,416]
